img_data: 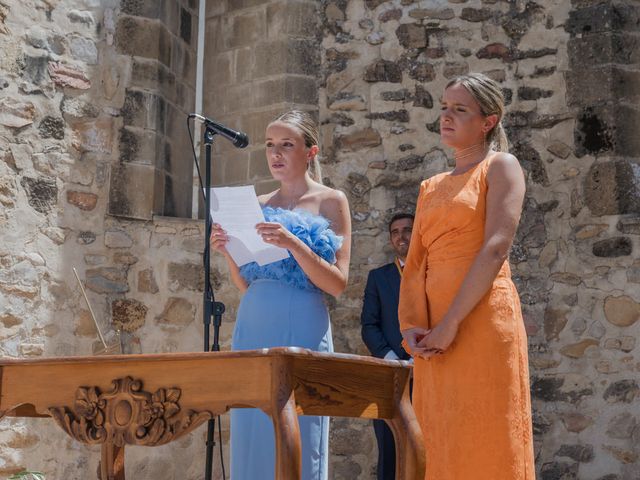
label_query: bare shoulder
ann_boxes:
[317,186,349,227]
[257,190,278,206]
[487,152,523,182]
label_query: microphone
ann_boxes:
[189,113,249,148]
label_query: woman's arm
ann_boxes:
[399,180,431,356]
[210,223,248,293]
[256,190,351,297]
[418,153,525,357]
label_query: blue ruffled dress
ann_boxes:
[231,207,342,480]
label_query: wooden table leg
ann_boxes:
[101,443,125,480]
[388,389,425,480]
[270,359,302,480]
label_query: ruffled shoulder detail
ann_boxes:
[239,207,343,292]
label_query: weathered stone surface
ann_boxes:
[0,98,35,128]
[460,7,494,22]
[518,87,554,101]
[604,445,638,464]
[616,216,640,234]
[38,116,65,140]
[366,110,409,122]
[168,262,203,292]
[155,297,195,330]
[604,295,640,327]
[531,375,593,403]
[603,380,639,404]
[77,231,96,244]
[476,43,512,62]
[409,8,454,20]
[378,8,402,22]
[20,176,57,214]
[592,237,632,257]
[584,160,640,216]
[85,267,129,294]
[364,60,402,83]
[112,298,147,332]
[138,268,159,294]
[555,444,595,463]
[71,118,114,153]
[541,461,579,479]
[561,413,593,433]
[395,23,427,49]
[105,230,133,248]
[544,307,569,341]
[560,339,599,359]
[47,62,91,89]
[66,191,98,211]
[606,412,636,439]
[337,128,382,151]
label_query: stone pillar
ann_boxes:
[109,0,199,219]
[203,0,320,195]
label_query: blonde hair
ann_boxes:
[271,110,323,183]
[446,73,509,152]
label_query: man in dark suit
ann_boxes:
[361,213,414,480]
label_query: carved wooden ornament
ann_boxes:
[49,377,211,447]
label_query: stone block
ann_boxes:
[85,266,129,294]
[592,237,632,257]
[221,9,266,50]
[337,128,382,151]
[112,298,148,332]
[224,150,250,185]
[155,297,196,331]
[395,23,427,49]
[108,162,156,220]
[248,147,270,180]
[66,191,98,211]
[20,176,57,214]
[364,60,403,83]
[180,6,193,45]
[120,0,162,18]
[0,98,35,128]
[119,126,164,165]
[603,380,639,404]
[583,159,640,216]
[604,295,640,327]
[378,8,402,22]
[568,33,640,67]
[47,62,91,89]
[565,3,640,37]
[566,66,640,107]
[267,1,318,39]
[37,116,65,140]
[122,89,167,133]
[253,38,320,79]
[115,16,172,67]
[162,0,181,36]
[168,261,203,291]
[227,0,272,11]
[252,76,318,109]
[207,51,233,86]
[138,268,159,294]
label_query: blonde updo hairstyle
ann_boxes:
[271,110,323,184]
[446,73,509,153]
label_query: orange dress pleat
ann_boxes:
[399,159,535,480]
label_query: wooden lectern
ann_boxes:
[0,348,424,480]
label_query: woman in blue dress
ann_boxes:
[210,110,352,480]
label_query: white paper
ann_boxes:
[208,185,289,267]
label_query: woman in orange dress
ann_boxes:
[399,73,535,479]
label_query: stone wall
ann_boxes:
[1,0,639,479]
[317,1,640,479]
[0,0,219,477]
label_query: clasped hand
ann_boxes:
[403,318,459,359]
[210,222,298,253]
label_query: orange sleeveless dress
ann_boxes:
[398,158,535,479]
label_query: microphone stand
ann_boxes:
[202,124,226,480]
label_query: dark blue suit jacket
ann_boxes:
[361,262,410,360]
